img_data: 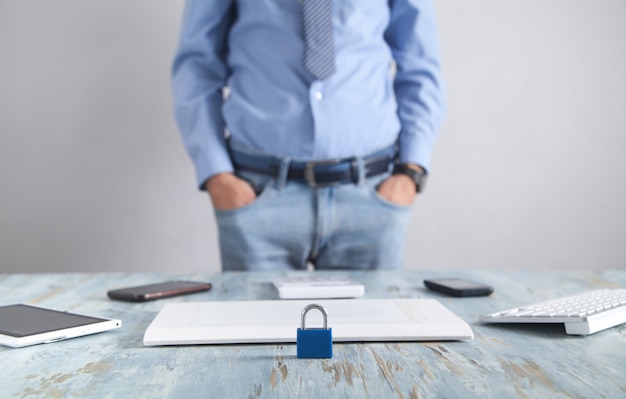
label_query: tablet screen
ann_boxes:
[0,304,109,338]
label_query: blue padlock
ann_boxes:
[296,304,332,359]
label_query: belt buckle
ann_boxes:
[304,159,342,188]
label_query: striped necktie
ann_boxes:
[302,0,336,81]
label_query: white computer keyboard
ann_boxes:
[480,288,626,335]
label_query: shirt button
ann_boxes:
[314,91,324,101]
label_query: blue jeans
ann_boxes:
[215,142,413,271]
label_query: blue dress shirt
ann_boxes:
[173,0,446,189]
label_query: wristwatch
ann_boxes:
[392,163,428,193]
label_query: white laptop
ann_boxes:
[143,299,473,346]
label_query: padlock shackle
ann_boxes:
[300,303,328,330]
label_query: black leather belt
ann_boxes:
[230,146,396,187]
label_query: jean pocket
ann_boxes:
[214,171,274,216]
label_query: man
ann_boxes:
[172,0,445,271]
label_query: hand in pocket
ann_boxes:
[206,173,257,211]
[376,174,416,206]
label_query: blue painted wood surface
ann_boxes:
[1,270,625,398]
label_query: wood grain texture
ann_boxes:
[1,270,624,398]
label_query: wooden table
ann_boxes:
[1,270,624,398]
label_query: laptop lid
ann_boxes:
[143,298,473,346]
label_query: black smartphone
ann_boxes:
[107,281,212,302]
[423,278,493,297]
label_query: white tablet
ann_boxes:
[0,304,121,348]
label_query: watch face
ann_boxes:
[413,172,426,193]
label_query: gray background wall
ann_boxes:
[1,0,625,273]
